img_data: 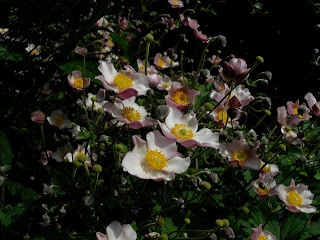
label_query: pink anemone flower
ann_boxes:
[287,100,311,121]
[96,61,150,99]
[168,0,184,8]
[96,221,137,240]
[208,103,240,129]
[220,137,260,170]
[277,106,301,145]
[275,179,316,213]
[179,14,199,30]
[251,225,276,240]
[121,130,191,181]
[305,92,320,117]
[68,70,90,91]
[158,107,220,148]
[103,96,157,129]
[194,29,211,43]
[220,58,250,85]
[165,83,200,111]
[251,174,277,200]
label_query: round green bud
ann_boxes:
[160,233,168,240]
[217,50,221,54]
[73,159,82,167]
[203,181,211,190]
[222,219,230,227]
[145,34,154,42]
[215,219,224,227]
[93,164,102,173]
[197,0,201,4]
[279,144,287,151]
[204,102,214,111]
[98,108,104,114]
[85,190,90,195]
[256,56,264,63]
[205,49,209,53]
[128,9,131,12]
[91,96,97,102]
[78,154,88,163]
[263,109,271,115]
[115,143,124,152]
[164,29,168,33]
[284,126,291,132]
[180,50,185,55]
[157,218,166,228]
[184,218,191,224]
[139,41,143,45]
[242,207,249,214]
[121,5,125,8]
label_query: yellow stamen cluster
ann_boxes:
[114,73,133,90]
[217,110,228,123]
[288,191,303,206]
[122,107,141,122]
[171,124,194,140]
[260,163,271,172]
[75,152,84,161]
[257,187,268,195]
[108,39,114,47]
[157,58,165,67]
[145,149,168,170]
[162,82,171,88]
[258,235,268,240]
[74,78,84,88]
[172,91,189,105]
[55,117,64,127]
[293,107,303,118]
[232,149,249,164]
[173,0,178,4]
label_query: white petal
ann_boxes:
[146,130,177,159]
[165,156,191,174]
[193,129,220,148]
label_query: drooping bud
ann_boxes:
[227,108,238,119]
[256,56,264,63]
[223,226,235,239]
[233,130,244,140]
[262,97,272,110]
[216,35,227,48]
[156,105,169,119]
[93,164,102,173]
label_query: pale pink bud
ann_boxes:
[31,111,45,125]
[75,46,88,57]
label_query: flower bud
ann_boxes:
[263,109,271,115]
[75,46,88,57]
[216,35,227,48]
[216,219,224,227]
[284,126,291,132]
[78,154,88,163]
[209,233,217,240]
[93,164,102,173]
[233,130,243,140]
[256,56,264,63]
[156,105,169,119]
[204,102,214,111]
[262,71,272,80]
[298,105,306,116]
[223,226,235,239]
[145,34,154,41]
[115,143,125,152]
[91,96,97,102]
[222,219,229,227]
[155,218,165,228]
[202,181,211,190]
[242,207,249,214]
[227,108,238,119]
[160,234,168,240]
[219,130,229,141]
[184,218,191,224]
[0,166,6,173]
[262,97,272,110]
[279,144,286,151]
[31,111,46,125]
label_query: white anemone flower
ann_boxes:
[96,221,137,240]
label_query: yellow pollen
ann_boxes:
[232,149,249,164]
[171,124,194,140]
[1,29,7,33]
[157,58,165,67]
[139,65,145,70]
[288,191,303,206]
[260,163,271,172]
[108,39,114,47]
[258,235,268,240]
[257,187,268,195]
[122,107,141,122]
[74,78,84,88]
[75,152,84,160]
[293,107,303,118]
[113,73,133,90]
[217,110,228,123]
[31,49,38,55]
[145,149,167,170]
[172,91,189,105]
[162,82,171,88]
[55,117,64,127]
[173,0,178,4]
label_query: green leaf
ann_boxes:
[0,203,28,227]
[0,43,25,62]
[0,130,14,165]
[5,179,41,201]
[280,212,309,240]
[109,32,138,70]
[56,58,101,85]
[161,217,178,234]
[314,171,320,180]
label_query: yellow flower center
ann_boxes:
[114,73,133,90]
[74,78,84,88]
[122,107,141,122]
[171,124,194,140]
[258,235,268,240]
[232,149,249,164]
[288,191,303,206]
[145,149,167,170]
[31,48,38,55]
[162,82,171,88]
[172,91,189,105]
[217,110,228,123]
[75,152,84,160]
[257,187,268,195]
[157,58,165,67]
[107,39,114,47]
[173,0,178,4]
[293,107,303,118]
[55,117,64,127]
[139,65,145,70]
[260,163,271,172]
[1,29,7,33]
